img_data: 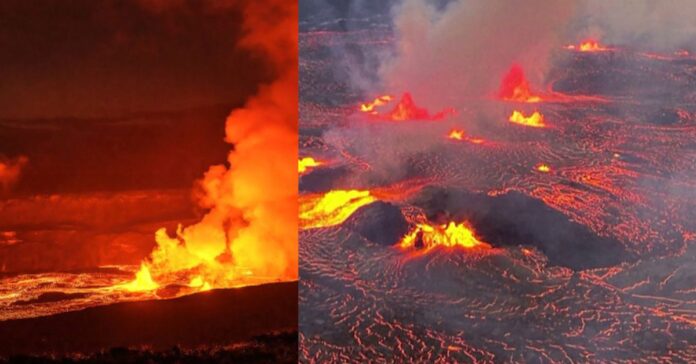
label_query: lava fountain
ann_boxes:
[123,1,298,293]
[498,65,542,103]
[508,110,546,128]
[360,95,394,114]
[566,39,609,52]
[360,92,454,121]
[399,221,492,251]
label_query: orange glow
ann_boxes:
[360,92,454,121]
[299,157,322,174]
[188,276,212,292]
[509,110,546,128]
[399,221,491,250]
[567,39,609,52]
[121,1,298,293]
[536,164,551,173]
[299,190,377,229]
[499,65,542,103]
[448,129,465,140]
[0,156,28,193]
[122,264,159,292]
[360,95,393,113]
[447,128,486,144]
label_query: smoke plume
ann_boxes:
[577,0,696,52]
[133,0,298,290]
[379,0,575,109]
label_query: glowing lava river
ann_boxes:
[298,20,696,364]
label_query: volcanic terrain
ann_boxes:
[299,13,696,364]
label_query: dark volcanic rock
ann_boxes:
[0,282,298,357]
[299,165,351,193]
[410,187,634,270]
[5,331,298,364]
[344,201,410,246]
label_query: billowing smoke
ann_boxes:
[131,0,297,290]
[320,0,575,185]
[0,156,28,193]
[187,0,299,280]
[379,0,575,109]
[577,0,696,52]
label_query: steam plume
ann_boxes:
[578,0,696,51]
[133,0,297,290]
[379,0,575,108]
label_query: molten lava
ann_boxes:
[360,92,454,121]
[536,164,551,173]
[509,110,546,128]
[400,221,491,250]
[448,129,465,140]
[360,95,393,114]
[122,1,298,294]
[299,157,322,174]
[498,65,542,103]
[566,39,609,52]
[122,264,159,292]
[447,129,485,144]
[299,190,376,229]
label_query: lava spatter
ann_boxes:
[360,92,454,121]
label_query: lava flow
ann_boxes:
[299,190,376,229]
[399,221,492,251]
[447,129,485,144]
[299,157,323,174]
[508,110,546,128]
[498,65,542,103]
[360,95,393,114]
[566,39,610,52]
[300,5,696,363]
[360,92,454,121]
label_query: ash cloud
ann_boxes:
[379,0,575,109]
[576,0,696,52]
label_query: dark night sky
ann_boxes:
[0,0,277,195]
[0,0,281,271]
[0,0,272,119]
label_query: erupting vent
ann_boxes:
[399,221,492,251]
[359,92,454,121]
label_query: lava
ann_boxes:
[122,264,159,292]
[122,1,298,293]
[566,39,609,52]
[498,65,542,103]
[360,95,393,114]
[399,221,492,251]
[447,129,486,144]
[448,129,465,140]
[299,157,323,174]
[360,92,454,121]
[299,190,377,229]
[536,164,551,173]
[508,110,546,128]
[300,9,696,362]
